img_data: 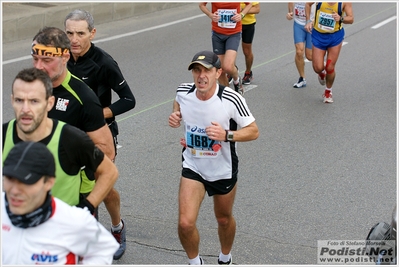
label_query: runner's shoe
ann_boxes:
[323,90,333,103]
[242,71,253,85]
[293,77,306,88]
[318,70,326,86]
[226,73,233,84]
[227,65,238,84]
[233,77,244,95]
[218,256,232,265]
[112,219,126,260]
[189,257,204,265]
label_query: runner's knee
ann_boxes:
[325,59,335,74]
[222,64,236,75]
[216,214,233,227]
[178,218,196,233]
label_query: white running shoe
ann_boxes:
[293,77,307,88]
[189,257,204,265]
[323,90,333,103]
[218,256,232,265]
[233,77,244,96]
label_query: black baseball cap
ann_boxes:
[188,50,221,70]
[3,141,55,184]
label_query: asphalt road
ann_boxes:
[2,3,397,265]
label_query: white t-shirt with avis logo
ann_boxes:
[2,193,118,265]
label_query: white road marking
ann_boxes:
[243,84,258,93]
[371,16,397,29]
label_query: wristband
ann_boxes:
[306,20,312,24]
[225,130,228,142]
[77,194,96,214]
[241,12,245,19]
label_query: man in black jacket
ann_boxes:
[64,9,136,260]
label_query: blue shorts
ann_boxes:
[182,168,237,196]
[293,21,312,49]
[311,28,345,50]
[212,31,241,55]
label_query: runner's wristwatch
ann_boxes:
[225,130,234,141]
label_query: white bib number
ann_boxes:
[217,9,237,29]
[317,11,336,32]
[185,122,221,158]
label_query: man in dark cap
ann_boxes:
[2,141,118,265]
[168,50,259,265]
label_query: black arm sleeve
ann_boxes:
[108,84,136,116]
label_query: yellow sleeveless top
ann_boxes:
[241,2,259,25]
[313,2,343,33]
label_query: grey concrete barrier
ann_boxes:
[2,2,189,43]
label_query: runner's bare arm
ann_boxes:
[229,121,259,142]
[86,124,116,161]
[87,155,118,208]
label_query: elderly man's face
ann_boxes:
[65,19,95,58]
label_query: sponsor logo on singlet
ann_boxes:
[2,224,11,231]
[31,252,58,263]
[189,126,206,134]
[55,98,69,111]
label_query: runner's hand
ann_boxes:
[76,195,96,215]
[169,111,182,128]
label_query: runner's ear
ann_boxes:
[90,28,96,40]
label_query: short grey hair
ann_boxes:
[64,9,95,32]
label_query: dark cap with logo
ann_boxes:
[188,50,221,70]
[3,141,55,184]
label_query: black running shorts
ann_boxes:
[182,168,237,196]
[242,22,256,44]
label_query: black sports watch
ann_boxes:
[340,16,344,23]
[225,130,234,141]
